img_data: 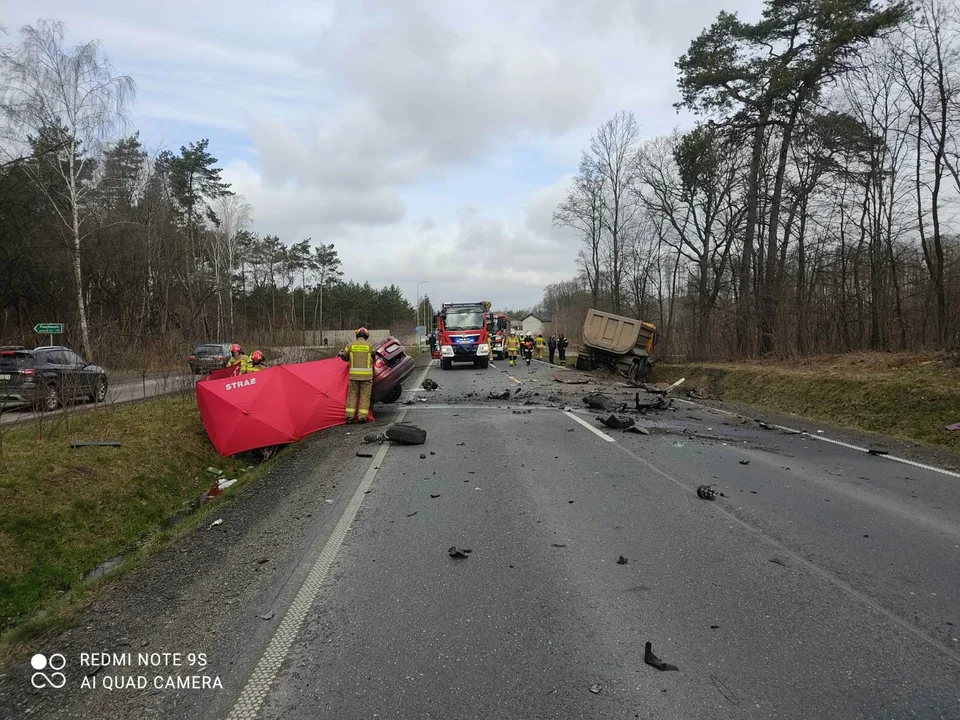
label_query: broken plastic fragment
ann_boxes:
[644,641,679,671]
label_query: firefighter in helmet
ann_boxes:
[242,350,265,373]
[505,331,520,367]
[534,332,545,361]
[340,327,374,423]
[227,343,248,374]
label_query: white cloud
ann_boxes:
[7,0,768,308]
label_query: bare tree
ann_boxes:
[589,111,642,313]
[554,155,604,307]
[0,20,135,359]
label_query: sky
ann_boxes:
[1,0,765,318]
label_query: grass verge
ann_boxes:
[654,352,960,453]
[0,393,255,655]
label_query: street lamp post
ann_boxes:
[416,281,429,344]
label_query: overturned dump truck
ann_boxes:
[574,309,657,383]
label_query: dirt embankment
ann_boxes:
[654,352,960,454]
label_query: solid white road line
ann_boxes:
[226,367,431,719]
[563,410,615,442]
[677,399,960,480]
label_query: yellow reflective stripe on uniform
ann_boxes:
[348,342,373,378]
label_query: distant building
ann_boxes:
[520,313,551,336]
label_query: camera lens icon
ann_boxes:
[30,653,66,689]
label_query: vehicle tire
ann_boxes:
[91,376,108,403]
[40,384,60,412]
[476,358,489,369]
[575,354,591,371]
[441,358,452,370]
[383,385,402,404]
[384,422,427,445]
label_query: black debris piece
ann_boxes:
[356,451,374,458]
[456,442,466,446]
[447,546,473,559]
[583,392,614,410]
[739,460,750,465]
[514,387,522,394]
[406,511,417,517]
[624,426,650,435]
[697,484,719,500]
[589,684,603,694]
[769,558,786,567]
[644,642,679,671]
[868,448,889,455]
[422,378,439,391]
[616,556,628,565]
[551,543,567,548]
[365,423,427,445]
[430,494,440,499]
[419,453,427,459]
[488,390,511,400]
[598,414,635,429]
[710,625,720,630]
[70,441,121,448]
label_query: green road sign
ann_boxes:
[34,323,64,334]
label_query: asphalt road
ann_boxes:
[0,371,193,426]
[1,357,958,719]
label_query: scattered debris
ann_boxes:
[206,467,224,475]
[448,546,472,559]
[739,460,750,465]
[710,675,739,705]
[365,422,427,445]
[697,485,719,500]
[644,642,679,672]
[588,683,603,694]
[624,426,651,435]
[642,378,685,395]
[867,448,889,455]
[512,409,532,414]
[686,390,705,400]
[554,375,590,384]
[259,612,275,620]
[406,511,418,517]
[583,392,614,410]
[325,499,334,504]
[769,557,786,567]
[551,543,567,548]
[207,518,223,530]
[488,390,511,400]
[945,422,960,432]
[616,556,628,565]
[356,450,374,458]
[70,441,121,448]
[456,442,466,446]
[422,378,439,391]
[598,414,635,429]
[430,494,440,499]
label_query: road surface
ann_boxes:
[0,371,193,426]
[1,357,958,719]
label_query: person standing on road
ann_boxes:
[227,343,248,374]
[505,332,520,367]
[548,334,557,364]
[557,334,568,365]
[534,333,545,361]
[339,327,374,423]
[522,333,534,366]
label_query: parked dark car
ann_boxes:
[371,336,415,404]
[0,346,108,411]
[189,343,233,375]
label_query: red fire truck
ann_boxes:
[434,301,492,370]
[486,313,511,360]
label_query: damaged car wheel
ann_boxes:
[382,385,402,404]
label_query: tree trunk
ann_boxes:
[738,113,768,357]
[68,147,93,359]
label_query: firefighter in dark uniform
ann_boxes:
[557,334,568,365]
[340,327,374,423]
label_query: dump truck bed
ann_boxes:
[581,309,654,355]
